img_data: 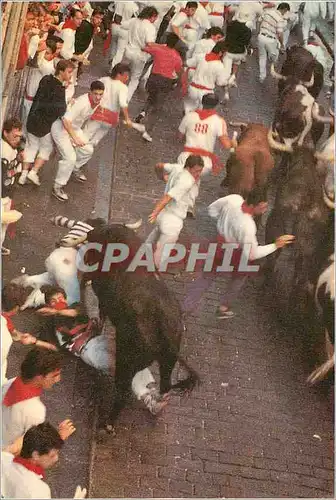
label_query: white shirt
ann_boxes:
[1,316,13,384]
[208,195,277,261]
[60,27,76,60]
[1,451,51,499]
[127,18,156,51]
[232,2,263,23]
[179,112,227,153]
[63,93,97,129]
[163,163,199,219]
[2,378,46,447]
[191,56,231,89]
[114,1,139,27]
[25,54,56,99]
[1,139,17,163]
[28,35,40,60]
[99,78,128,112]
[306,44,327,68]
[188,38,216,63]
[169,11,201,37]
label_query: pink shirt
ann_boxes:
[145,45,183,80]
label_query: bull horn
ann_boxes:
[270,63,286,81]
[124,218,142,230]
[315,151,335,162]
[312,103,334,124]
[229,121,248,127]
[267,128,293,152]
[306,357,334,384]
[303,72,314,88]
[329,107,334,117]
[322,186,335,209]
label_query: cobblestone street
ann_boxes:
[3,19,334,499]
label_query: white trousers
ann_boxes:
[184,85,210,114]
[301,12,318,45]
[145,212,184,269]
[1,197,11,247]
[257,34,279,81]
[125,47,149,101]
[23,247,80,306]
[51,120,94,187]
[209,15,224,28]
[82,120,112,148]
[24,132,53,163]
[109,25,128,67]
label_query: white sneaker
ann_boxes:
[27,170,41,186]
[73,170,87,183]
[18,171,28,185]
[52,185,69,201]
[224,91,230,101]
[142,131,153,142]
[131,122,146,133]
[228,74,237,87]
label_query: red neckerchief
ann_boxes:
[241,201,256,215]
[16,33,28,70]
[13,457,46,479]
[3,377,42,407]
[2,312,15,334]
[195,109,217,120]
[62,18,78,30]
[205,52,222,62]
[88,93,97,109]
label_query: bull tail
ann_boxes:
[170,355,200,392]
[306,357,334,384]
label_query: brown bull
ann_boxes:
[221,123,274,204]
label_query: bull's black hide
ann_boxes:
[265,150,333,310]
[85,224,199,427]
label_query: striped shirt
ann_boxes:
[52,216,94,247]
[259,9,285,38]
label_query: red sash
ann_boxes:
[209,12,223,16]
[3,377,42,407]
[2,313,15,333]
[183,145,223,175]
[103,30,112,55]
[13,457,45,479]
[205,52,222,62]
[62,19,78,30]
[90,106,119,126]
[25,93,34,102]
[190,82,213,91]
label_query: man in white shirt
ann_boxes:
[82,63,132,154]
[51,80,105,202]
[185,26,224,83]
[257,2,290,83]
[125,6,158,101]
[167,1,201,59]
[2,422,87,499]
[229,1,264,30]
[184,40,230,113]
[109,1,139,68]
[146,155,204,270]
[301,2,327,46]
[2,348,68,447]
[178,93,234,176]
[207,194,294,318]
[60,8,85,100]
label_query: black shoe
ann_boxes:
[135,112,145,123]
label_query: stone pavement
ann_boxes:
[88,35,334,500]
[2,24,334,500]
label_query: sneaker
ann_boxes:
[259,77,266,84]
[224,91,230,101]
[52,186,69,202]
[27,169,41,186]
[73,170,87,183]
[142,131,153,142]
[135,111,145,123]
[216,307,235,319]
[18,171,28,185]
[1,247,10,255]
[142,388,169,415]
[131,122,146,133]
[187,207,196,218]
[228,74,237,87]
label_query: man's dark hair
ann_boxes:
[20,422,64,459]
[48,35,64,44]
[55,59,75,75]
[69,7,82,18]
[277,3,290,11]
[46,38,57,54]
[212,40,226,55]
[41,284,67,305]
[166,33,180,48]
[2,283,31,312]
[138,6,158,19]
[92,8,104,17]
[186,2,198,9]
[185,155,204,169]
[206,27,224,39]
[202,93,219,109]
[90,80,105,92]
[3,118,22,134]
[110,62,130,79]
[20,348,63,381]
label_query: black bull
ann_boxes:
[84,224,199,427]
